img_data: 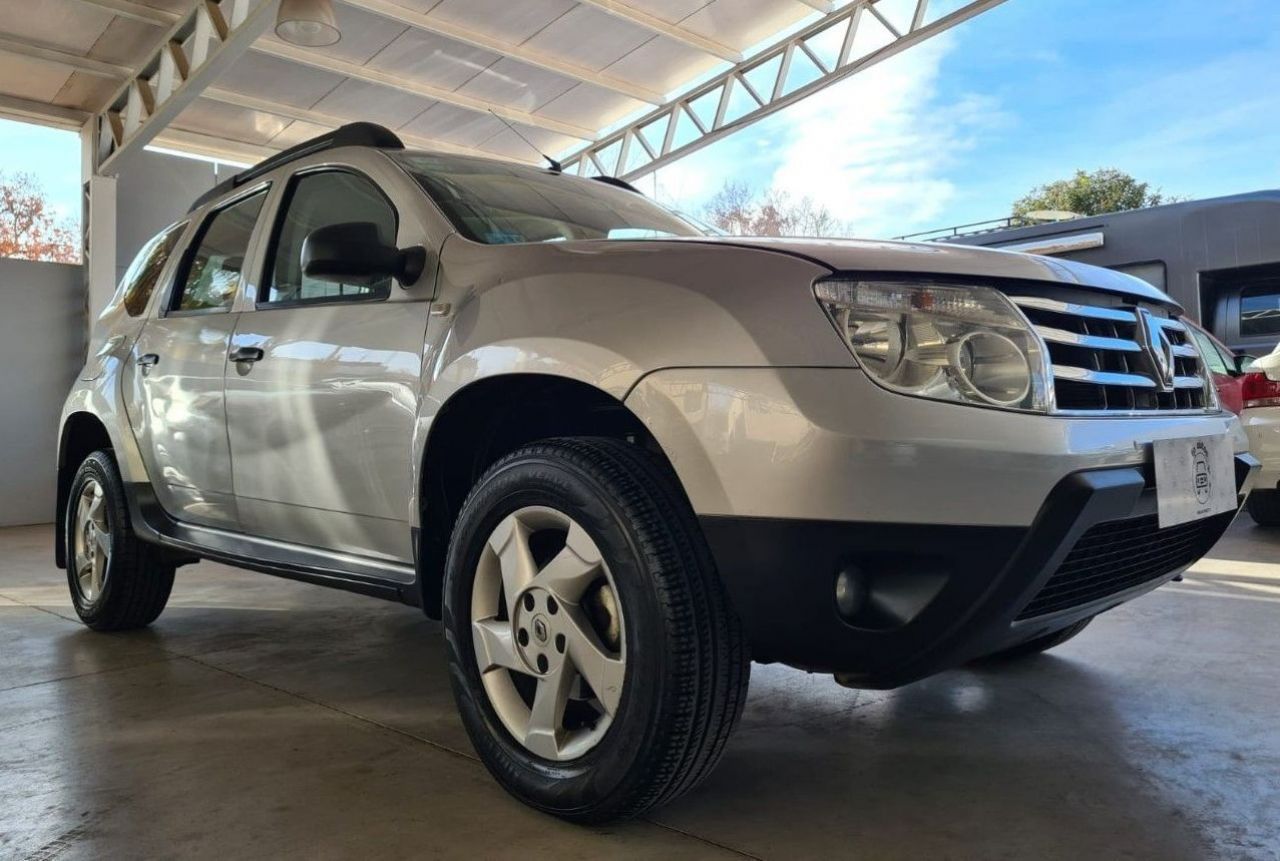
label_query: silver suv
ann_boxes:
[57,123,1258,822]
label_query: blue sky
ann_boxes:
[3,0,1278,241]
[642,0,1280,237]
[0,117,80,227]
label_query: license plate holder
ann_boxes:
[1153,434,1236,528]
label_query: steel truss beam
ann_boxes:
[561,0,1008,180]
[89,0,277,176]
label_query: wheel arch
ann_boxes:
[415,372,684,618]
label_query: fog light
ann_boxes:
[835,567,868,621]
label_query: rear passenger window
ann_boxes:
[171,189,267,313]
[262,170,397,306]
[119,222,185,316]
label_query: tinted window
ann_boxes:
[172,190,267,313]
[264,171,397,305]
[1241,282,1280,337]
[394,152,701,245]
[119,222,185,316]
[1190,328,1228,374]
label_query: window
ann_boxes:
[1241,281,1280,338]
[119,222,185,316]
[394,152,701,245]
[171,189,267,313]
[1189,328,1229,375]
[263,171,397,306]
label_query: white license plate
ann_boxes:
[1153,433,1236,528]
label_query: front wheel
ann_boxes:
[64,450,175,631]
[443,437,749,823]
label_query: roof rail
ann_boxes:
[188,122,404,213]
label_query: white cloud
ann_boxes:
[645,32,1007,238]
[768,34,1005,237]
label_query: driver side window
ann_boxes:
[263,170,398,306]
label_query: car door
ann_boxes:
[123,185,270,530]
[223,165,433,563]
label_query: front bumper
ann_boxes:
[700,455,1258,688]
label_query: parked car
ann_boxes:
[1184,318,1259,414]
[1241,348,1280,524]
[57,124,1259,823]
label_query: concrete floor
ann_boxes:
[1,521,1278,860]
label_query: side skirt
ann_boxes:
[125,483,421,607]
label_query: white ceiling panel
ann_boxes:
[400,101,509,147]
[0,0,113,54]
[311,78,438,130]
[681,0,817,52]
[523,5,653,73]
[478,126,578,162]
[220,53,346,109]
[456,57,577,113]
[365,28,502,92]
[84,15,159,68]
[600,35,718,96]
[0,54,72,103]
[177,98,292,145]
[625,0,713,25]
[427,0,578,45]
[269,119,335,147]
[538,83,647,135]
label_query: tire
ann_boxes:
[443,437,749,823]
[977,617,1093,663]
[64,450,175,631]
[1246,489,1280,526]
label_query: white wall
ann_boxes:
[0,258,84,526]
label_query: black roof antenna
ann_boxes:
[488,109,563,173]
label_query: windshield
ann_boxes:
[394,152,704,245]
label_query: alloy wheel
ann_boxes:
[73,478,112,603]
[470,506,626,761]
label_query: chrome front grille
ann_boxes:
[1010,296,1209,413]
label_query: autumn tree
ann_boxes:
[1012,168,1172,219]
[0,171,79,263]
[703,180,847,237]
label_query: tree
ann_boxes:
[702,180,847,237]
[0,171,79,263]
[1012,168,1171,219]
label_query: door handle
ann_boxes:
[229,346,264,364]
[136,353,160,368]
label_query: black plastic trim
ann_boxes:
[124,482,419,606]
[702,454,1258,688]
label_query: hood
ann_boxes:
[664,236,1178,308]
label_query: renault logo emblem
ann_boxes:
[1136,308,1176,392]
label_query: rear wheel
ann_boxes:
[443,437,749,823]
[64,450,174,631]
[977,617,1093,663]
[1246,489,1280,526]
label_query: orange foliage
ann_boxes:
[0,171,80,263]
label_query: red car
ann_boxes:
[1185,320,1257,414]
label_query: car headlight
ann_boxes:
[815,279,1051,412]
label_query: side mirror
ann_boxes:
[301,222,427,287]
[1237,355,1259,374]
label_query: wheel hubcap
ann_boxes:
[73,479,111,603]
[471,506,626,761]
